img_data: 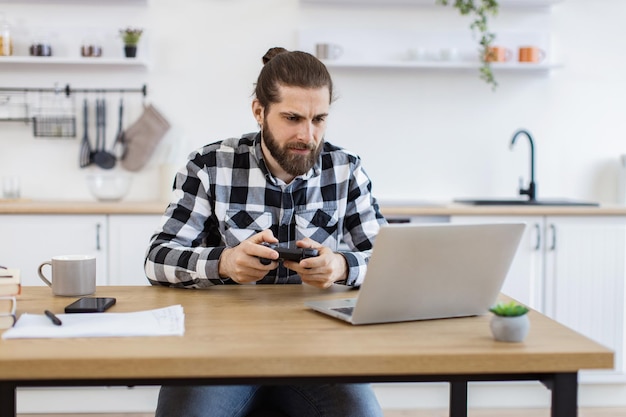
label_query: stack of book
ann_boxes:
[0,268,21,329]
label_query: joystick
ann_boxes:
[259,243,319,265]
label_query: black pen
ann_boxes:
[44,310,62,326]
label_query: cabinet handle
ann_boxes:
[549,223,556,251]
[96,223,101,251]
[534,223,541,250]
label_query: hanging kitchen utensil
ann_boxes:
[79,98,93,168]
[92,98,116,169]
[121,103,170,172]
[32,88,76,138]
[111,96,125,158]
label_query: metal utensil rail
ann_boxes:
[0,84,147,138]
[0,84,147,98]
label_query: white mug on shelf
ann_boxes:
[407,47,427,61]
[315,43,343,60]
[439,47,459,62]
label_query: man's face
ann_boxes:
[255,85,330,180]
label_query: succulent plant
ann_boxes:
[120,28,143,46]
[489,301,529,317]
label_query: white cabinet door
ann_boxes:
[0,214,108,286]
[544,216,626,380]
[108,214,162,285]
[450,215,544,310]
[453,214,626,381]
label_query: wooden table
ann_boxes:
[0,286,614,417]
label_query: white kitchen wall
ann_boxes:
[0,0,625,204]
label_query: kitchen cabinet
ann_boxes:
[0,214,108,286]
[451,214,626,382]
[108,214,161,285]
[0,213,162,286]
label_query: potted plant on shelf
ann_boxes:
[436,0,499,90]
[489,301,530,343]
[120,27,143,58]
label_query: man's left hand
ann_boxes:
[283,238,348,289]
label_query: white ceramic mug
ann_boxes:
[439,47,459,62]
[407,47,427,61]
[2,175,20,199]
[38,255,96,296]
[315,43,343,60]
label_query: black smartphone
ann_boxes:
[64,297,116,313]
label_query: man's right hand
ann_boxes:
[218,230,279,284]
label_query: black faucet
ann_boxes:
[510,129,536,201]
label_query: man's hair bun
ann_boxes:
[262,47,289,65]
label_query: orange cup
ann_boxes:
[518,46,546,63]
[485,46,513,63]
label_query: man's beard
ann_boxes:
[262,124,323,177]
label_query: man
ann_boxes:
[146,47,386,417]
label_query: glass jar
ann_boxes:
[0,13,13,56]
[29,40,52,57]
[80,35,102,57]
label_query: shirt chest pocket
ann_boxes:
[295,208,339,250]
[223,210,273,247]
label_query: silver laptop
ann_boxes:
[306,222,525,325]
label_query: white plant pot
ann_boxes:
[490,314,530,343]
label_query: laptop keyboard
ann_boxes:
[332,307,354,316]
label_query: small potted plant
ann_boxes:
[489,301,530,343]
[119,27,143,58]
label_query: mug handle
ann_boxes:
[538,48,547,62]
[505,48,513,62]
[38,262,53,287]
[331,44,344,59]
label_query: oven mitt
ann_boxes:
[121,104,171,172]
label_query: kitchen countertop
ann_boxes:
[2,199,626,216]
[0,200,169,215]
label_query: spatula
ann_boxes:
[79,99,93,168]
[92,98,117,170]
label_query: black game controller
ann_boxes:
[259,242,319,265]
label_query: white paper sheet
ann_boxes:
[1,305,185,339]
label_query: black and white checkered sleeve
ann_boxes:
[144,150,228,288]
[338,156,387,286]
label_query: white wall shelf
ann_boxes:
[322,60,562,72]
[301,0,563,8]
[0,56,148,68]
[299,28,559,75]
[0,0,146,4]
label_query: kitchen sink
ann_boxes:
[454,198,599,207]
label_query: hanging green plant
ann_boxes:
[436,0,499,90]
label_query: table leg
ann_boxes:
[551,372,578,417]
[0,382,16,417]
[449,380,468,417]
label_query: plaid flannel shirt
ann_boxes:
[145,132,386,288]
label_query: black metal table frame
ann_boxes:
[0,371,578,417]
